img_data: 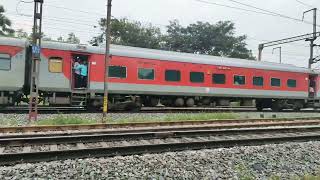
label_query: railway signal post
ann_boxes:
[28,0,44,122]
[103,0,112,120]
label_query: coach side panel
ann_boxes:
[38,48,71,92]
[0,44,26,91]
[33,45,309,100]
[88,55,309,99]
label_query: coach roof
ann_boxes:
[41,39,313,74]
[0,37,29,47]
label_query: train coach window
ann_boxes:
[234,75,246,85]
[138,68,155,80]
[271,78,281,87]
[190,72,204,83]
[165,70,181,82]
[109,66,127,78]
[49,57,63,73]
[287,79,297,88]
[0,53,11,71]
[253,76,264,86]
[212,74,225,84]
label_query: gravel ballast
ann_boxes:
[1,141,320,179]
[1,112,320,127]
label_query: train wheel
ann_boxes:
[175,98,185,107]
[256,106,263,111]
[130,105,142,112]
[293,101,303,112]
[144,97,159,107]
[161,98,173,107]
[150,98,159,107]
[186,98,195,107]
[271,102,281,112]
[255,101,263,111]
[202,98,211,106]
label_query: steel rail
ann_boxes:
[0,126,320,165]
[1,119,320,139]
[1,126,320,146]
[1,117,320,134]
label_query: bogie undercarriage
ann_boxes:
[1,90,319,112]
[256,99,305,112]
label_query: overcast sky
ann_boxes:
[2,0,320,68]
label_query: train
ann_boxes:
[0,36,320,111]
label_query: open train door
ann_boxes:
[70,53,91,107]
[71,54,90,90]
[309,74,317,98]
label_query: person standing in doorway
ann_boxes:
[73,58,81,88]
[80,61,88,88]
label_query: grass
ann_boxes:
[34,113,237,126]
[106,112,237,124]
[300,174,320,180]
[235,164,256,180]
[35,115,97,126]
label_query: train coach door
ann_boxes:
[309,75,317,98]
[71,54,90,90]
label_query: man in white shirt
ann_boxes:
[73,58,81,88]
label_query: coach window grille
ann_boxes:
[253,76,264,86]
[0,53,11,71]
[212,74,226,84]
[190,72,204,83]
[138,68,155,80]
[108,66,127,78]
[165,70,181,82]
[271,78,281,87]
[287,79,297,88]
[48,57,63,73]
[234,75,246,85]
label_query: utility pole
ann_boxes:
[103,0,112,120]
[303,8,317,69]
[28,0,43,121]
[272,47,282,64]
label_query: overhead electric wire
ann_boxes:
[195,0,320,27]
[7,10,99,24]
[295,0,315,8]
[225,0,308,22]
[12,21,101,36]
[194,0,276,16]
[44,4,106,17]
[246,36,309,48]
[5,12,98,27]
[16,0,33,17]
[12,22,101,43]
[6,0,317,57]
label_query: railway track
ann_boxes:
[1,106,320,113]
[1,117,320,134]
[1,124,320,166]
[0,106,256,113]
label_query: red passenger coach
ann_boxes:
[0,36,319,111]
[0,38,28,106]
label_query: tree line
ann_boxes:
[1,4,254,60]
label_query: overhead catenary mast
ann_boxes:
[28,0,44,121]
[258,8,318,69]
[303,8,317,69]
